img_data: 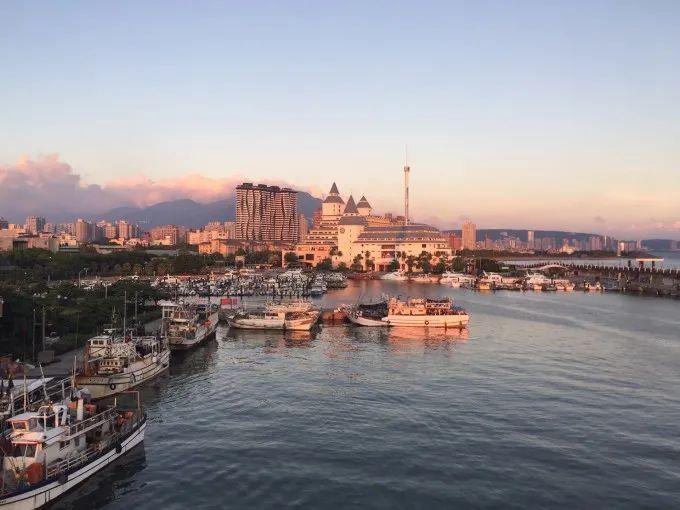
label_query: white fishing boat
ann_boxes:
[228,311,286,330]
[266,300,317,314]
[525,273,552,291]
[0,392,145,510]
[75,333,169,400]
[161,301,219,351]
[440,272,476,288]
[409,274,439,283]
[382,297,469,328]
[553,279,575,291]
[284,310,320,331]
[380,271,408,281]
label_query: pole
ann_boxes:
[123,291,127,338]
[32,307,36,361]
[134,291,138,326]
[41,306,46,352]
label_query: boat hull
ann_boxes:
[0,420,146,510]
[382,314,469,328]
[347,314,390,327]
[76,350,170,399]
[227,318,285,330]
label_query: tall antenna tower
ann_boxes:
[403,145,410,225]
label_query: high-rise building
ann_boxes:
[74,219,93,243]
[462,220,477,250]
[448,233,462,252]
[0,218,9,230]
[527,230,534,249]
[26,216,46,234]
[298,214,309,240]
[235,183,298,243]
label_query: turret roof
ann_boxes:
[357,196,372,209]
[343,195,359,214]
[329,182,339,194]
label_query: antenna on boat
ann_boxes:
[23,372,28,412]
[71,355,77,399]
[39,363,49,401]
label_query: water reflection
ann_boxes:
[51,445,147,510]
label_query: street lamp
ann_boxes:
[78,268,89,287]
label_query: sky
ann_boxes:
[1,1,679,238]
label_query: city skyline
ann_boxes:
[2,2,679,238]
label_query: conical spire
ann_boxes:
[329,182,339,195]
[343,195,359,214]
[357,195,371,209]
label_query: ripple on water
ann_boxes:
[51,284,680,509]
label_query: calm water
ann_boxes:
[55,282,680,509]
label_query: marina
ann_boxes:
[34,279,680,509]
[0,272,677,508]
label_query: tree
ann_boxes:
[337,262,348,272]
[283,252,299,267]
[317,258,333,271]
[351,254,364,272]
[405,255,416,273]
[387,259,400,272]
[451,257,465,272]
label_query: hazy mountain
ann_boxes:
[94,192,322,228]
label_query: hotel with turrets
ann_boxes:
[294,182,451,271]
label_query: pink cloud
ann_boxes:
[0,154,310,222]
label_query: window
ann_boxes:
[60,440,70,450]
[422,244,426,248]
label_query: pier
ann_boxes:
[513,261,680,298]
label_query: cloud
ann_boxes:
[0,154,307,222]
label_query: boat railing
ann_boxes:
[2,376,74,419]
[46,443,103,478]
[66,407,118,437]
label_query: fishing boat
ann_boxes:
[554,279,575,291]
[266,300,316,314]
[228,308,320,330]
[346,300,391,327]
[380,271,408,281]
[284,311,321,331]
[227,310,285,330]
[440,272,476,288]
[525,273,552,291]
[75,333,169,400]
[383,297,469,328]
[161,301,219,351]
[0,392,145,510]
[409,274,439,283]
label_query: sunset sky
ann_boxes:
[1,1,679,238]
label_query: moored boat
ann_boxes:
[383,297,469,328]
[75,333,169,400]
[161,301,219,351]
[0,392,146,510]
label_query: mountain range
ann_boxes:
[94,191,322,228]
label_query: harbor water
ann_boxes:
[55,281,680,509]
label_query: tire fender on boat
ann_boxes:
[115,442,123,454]
[108,379,116,391]
[58,473,68,485]
[424,320,429,326]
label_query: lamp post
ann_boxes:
[78,268,89,288]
